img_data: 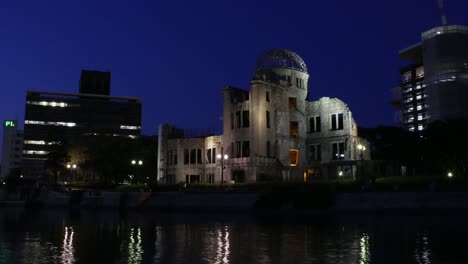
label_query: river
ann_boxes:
[0,209,466,263]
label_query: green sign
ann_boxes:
[4,121,15,127]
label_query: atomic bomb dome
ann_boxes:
[255,49,308,73]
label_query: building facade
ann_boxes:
[397,25,468,132]
[22,70,142,178]
[157,49,370,184]
[0,120,23,179]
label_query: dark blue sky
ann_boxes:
[1,0,467,136]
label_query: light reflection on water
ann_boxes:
[61,227,75,264]
[0,210,467,264]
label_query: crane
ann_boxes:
[438,0,448,25]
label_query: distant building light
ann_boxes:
[25,120,76,127]
[23,150,49,155]
[120,125,141,130]
[338,171,343,176]
[447,172,453,178]
[27,101,69,108]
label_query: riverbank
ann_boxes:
[2,189,468,213]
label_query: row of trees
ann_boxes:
[44,135,157,185]
[361,120,468,178]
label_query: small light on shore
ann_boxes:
[338,171,343,176]
[447,172,453,178]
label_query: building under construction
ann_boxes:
[396,1,468,132]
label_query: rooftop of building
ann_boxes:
[26,90,141,103]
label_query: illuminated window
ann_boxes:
[27,101,68,108]
[310,144,321,161]
[416,94,422,100]
[331,113,344,130]
[416,67,424,79]
[290,121,299,138]
[309,116,321,133]
[24,140,45,145]
[23,150,49,155]
[409,126,415,132]
[417,115,423,121]
[418,125,424,131]
[416,105,423,111]
[288,97,297,109]
[402,71,411,83]
[25,120,76,127]
[290,149,299,166]
[332,142,345,160]
[120,125,141,130]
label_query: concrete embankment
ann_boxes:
[3,189,468,212]
[335,192,468,211]
[143,192,260,210]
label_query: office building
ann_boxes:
[22,71,142,178]
[1,120,23,179]
[157,49,370,184]
[398,25,468,131]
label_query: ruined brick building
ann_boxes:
[157,49,370,183]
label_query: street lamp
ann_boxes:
[130,159,143,183]
[216,153,229,184]
[66,164,77,182]
[447,171,454,178]
[357,144,366,160]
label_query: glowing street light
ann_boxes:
[447,172,454,178]
[217,152,229,184]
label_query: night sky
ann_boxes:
[1,0,468,137]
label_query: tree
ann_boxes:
[422,120,468,178]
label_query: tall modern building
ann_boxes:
[1,120,23,179]
[398,25,468,131]
[157,49,370,184]
[22,70,142,178]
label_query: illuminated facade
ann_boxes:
[398,25,468,132]
[158,49,369,183]
[1,120,23,179]
[22,70,142,178]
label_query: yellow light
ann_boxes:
[290,149,299,167]
[303,172,307,182]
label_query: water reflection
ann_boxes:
[61,226,75,264]
[415,232,431,264]
[127,228,143,264]
[359,233,370,264]
[0,210,467,264]
[215,225,230,264]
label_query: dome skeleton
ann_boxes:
[255,49,308,73]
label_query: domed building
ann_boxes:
[157,49,370,183]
